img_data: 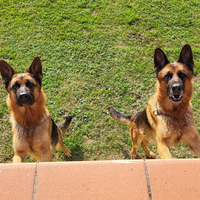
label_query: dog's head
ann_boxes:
[154,44,194,103]
[0,57,43,107]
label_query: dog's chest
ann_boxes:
[157,117,188,142]
[12,118,50,148]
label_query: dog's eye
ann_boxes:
[164,73,172,81]
[178,71,187,80]
[12,82,20,91]
[26,80,35,89]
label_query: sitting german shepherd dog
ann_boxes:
[0,57,72,163]
[109,44,200,159]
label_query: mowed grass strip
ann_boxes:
[0,0,200,162]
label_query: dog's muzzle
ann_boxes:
[17,91,34,107]
[168,83,184,103]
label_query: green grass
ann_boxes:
[0,0,200,162]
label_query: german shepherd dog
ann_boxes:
[109,44,200,159]
[0,57,72,163]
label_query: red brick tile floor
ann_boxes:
[0,159,200,200]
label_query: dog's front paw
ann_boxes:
[146,151,156,159]
[129,151,137,159]
[64,149,71,157]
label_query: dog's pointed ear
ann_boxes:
[177,44,194,71]
[0,60,17,88]
[27,56,43,85]
[154,48,170,73]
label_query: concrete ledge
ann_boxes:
[0,159,200,200]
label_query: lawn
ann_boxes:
[0,0,200,162]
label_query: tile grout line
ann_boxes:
[144,160,152,200]
[32,162,39,200]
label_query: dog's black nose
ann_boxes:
[19,93,29,100]
[17,91,34,107]
[172,83,183,92]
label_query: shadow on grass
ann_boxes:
[122,149,130,159]
[63,143,85,161]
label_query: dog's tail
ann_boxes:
[58,116,73,133]
[108,106,132,126]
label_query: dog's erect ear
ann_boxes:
[27,56,43,85]
[154,48,170,73]
[0,60,17,89]
[177,44,194,71]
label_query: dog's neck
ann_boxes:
[156,97,191,120]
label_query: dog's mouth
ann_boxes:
[18,102,34,107]
[168,82,184,103]
[168,94,183,103]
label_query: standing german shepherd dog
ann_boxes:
[109,44,200,159]
[0,57,72,163]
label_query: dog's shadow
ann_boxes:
[122,148,157,159]
[122,149,130,159]
[53,140,85,161]
[64,144,85,161]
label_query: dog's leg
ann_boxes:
[141,140,156,159]
[182,130,200,158]
[55,142,71,157]
[130,126,144,159]
[40,150,52,162]
[157,141,172,159]
[130,146,137,159]
[13,151,26,163]
[190,141,200,158]
[55,129,71,157]
[61,144,71,157]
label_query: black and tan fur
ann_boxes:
[109,44,200,159]
[0,57,72,163]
